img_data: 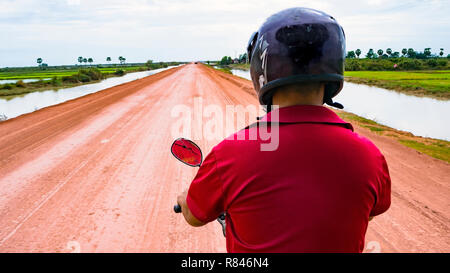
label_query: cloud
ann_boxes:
[0,0,449,67]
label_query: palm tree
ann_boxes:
[377,49,383,58]
[106,57,111,64]
[78,56,83,66]
[37,58,43,67]
[88,58,93,66]
[424,48,432,58]
[440,48,444,57]
[407,48,415,58]
[366,49,375,59]
[401,48,407,57]
[83,58,87,66]
[346,51,356,58]
[386,48,392,57]
[118,56,126,65]
[355,49,361,58]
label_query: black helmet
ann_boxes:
[247,7,346,109]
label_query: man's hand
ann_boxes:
[177,190,206,227]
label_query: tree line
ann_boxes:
[218,53,248,65]
[347,48,446,59]
[77,56,127,66]
[35,56,128,68]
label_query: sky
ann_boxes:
[0,0,449,67]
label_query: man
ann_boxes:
[177,7,391,252]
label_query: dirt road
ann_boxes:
[0,64,448,252]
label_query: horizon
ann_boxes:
[1,0,449,67]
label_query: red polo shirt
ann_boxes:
[186,105,391,253]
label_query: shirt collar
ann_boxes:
[259,105,353,131]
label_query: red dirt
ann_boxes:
[0,64,448,252]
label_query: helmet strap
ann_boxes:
[323,83,344,109]
[324,97,344,109]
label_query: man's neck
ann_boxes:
[272,86,324,108]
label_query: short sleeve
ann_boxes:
[370,154,391,216]
[186,148,224,223]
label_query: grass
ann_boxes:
[0,66,147,80]
[1,81,83,98]
[205,64,233,74]
[344,70,450,99]
[228,63,250,70]
[1,68,108,97]
[399,139,450,163]
[336,110,450,163]
[363,125,386,132]
[216,67,232,74]
[0,63,178,97]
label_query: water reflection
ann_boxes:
[336,82,450,141]
[230,69,252,80]
[0,66,178,120]
[0,78,51,84]
[230,69,450,141]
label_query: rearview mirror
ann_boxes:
[171,138,203,167]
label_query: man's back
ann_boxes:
[187,105,391,252]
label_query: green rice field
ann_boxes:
[0,66,146,80]
[344,70,450,99]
